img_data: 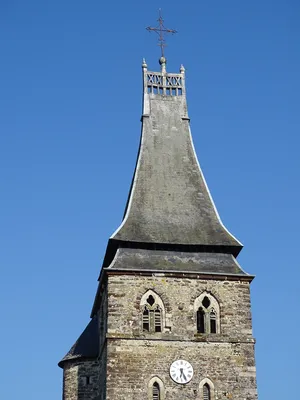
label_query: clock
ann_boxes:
[170,359,193,384]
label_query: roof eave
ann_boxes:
[102,238,242,270]
[105,267,255,282]
[58,355,98,369]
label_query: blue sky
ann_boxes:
[0,0,299,398]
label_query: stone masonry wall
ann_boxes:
[106,339,256,400]
[63,360,100,400]
[105,274,257,400]
[107,275,254,339]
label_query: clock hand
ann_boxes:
[182,372,187,381]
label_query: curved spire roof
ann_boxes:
[110,60,242,256]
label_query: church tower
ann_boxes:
[59,37,258,400]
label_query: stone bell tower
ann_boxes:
[59,44,258,400]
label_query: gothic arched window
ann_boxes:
[142,294,162,332]
[194,293,220,334]
[199,378,215,400]
[143,294,162,332]
[148,377,165,400]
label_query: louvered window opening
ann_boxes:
[143,295,162,333]
[154,308,161,332]
[197,308,205,333]
[197,296,218,334]
[210,311,217,334]
[153,382,160,400]
[143,306,162,332]
[143,308,150,331]
[203,383,211,400]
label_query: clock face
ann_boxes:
[170,359,193,384]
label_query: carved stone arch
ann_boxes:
[140,290,166,333]
[194,292,220,334]
[204,288,224,321]
[207,287,221,304]
[194,292,220,314]
[198,378,215,400]
[140,286,171,312]
[193,288,218,304]
[148,376,165,400]
[140,289,165,309]
[157,290,171,312]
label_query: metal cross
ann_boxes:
[146,9,177,58]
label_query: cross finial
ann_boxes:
[146,9,177,59]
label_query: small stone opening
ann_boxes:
[83,376,91,385]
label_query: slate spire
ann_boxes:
[107,59,242,260]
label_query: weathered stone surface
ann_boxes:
[106,275,254,339]
[63,360,100,400]
[100,273,258,399]
[106,340,256,400]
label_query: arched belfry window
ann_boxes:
[148,377,165,400]
[194,293,220,334]
[141,291,165,333]
[142,295,162,332]
[199,378,215,400]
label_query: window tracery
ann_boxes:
[141,292,164,333]
[194,293,220,334]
